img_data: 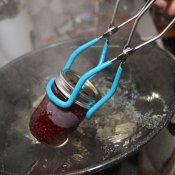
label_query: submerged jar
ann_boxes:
[29,70,100,147]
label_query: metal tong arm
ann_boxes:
[101,0,153,39]
[111,17,175,63]
[97,0,153,68]
[124,0,156,49]
[62,0,153,73]
[97,0,121,67]
[135,18,175,50]
[109,0,120,28]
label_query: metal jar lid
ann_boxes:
[55,70,101,109]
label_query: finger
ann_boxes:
[166,0,175,16]
[155,0,168,9]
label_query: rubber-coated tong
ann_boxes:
[46,0,175,119]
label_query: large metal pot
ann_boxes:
[0,38,175,174]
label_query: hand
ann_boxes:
[155,0,175,16]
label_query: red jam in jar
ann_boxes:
[29,70,100,147]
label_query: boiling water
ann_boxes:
[77,75,167,148]
[0,75,168,174]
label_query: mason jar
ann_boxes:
[29,70,100,147]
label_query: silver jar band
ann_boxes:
[55,70,101,109]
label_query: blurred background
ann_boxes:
[0,0,169,67]
[0,0,175,174]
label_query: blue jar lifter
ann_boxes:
[46,0,175,119]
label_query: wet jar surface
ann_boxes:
[29,82,87,147]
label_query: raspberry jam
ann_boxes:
[29,70,100,147]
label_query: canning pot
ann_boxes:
[0,38,175,175]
